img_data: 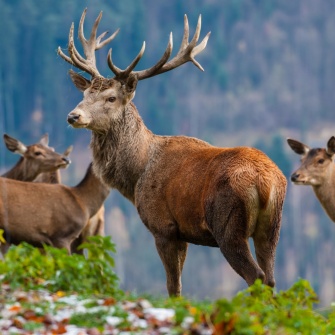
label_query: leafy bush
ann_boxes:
[212,279,335,334]
[0,235,121,296]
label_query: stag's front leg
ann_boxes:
[154,237,188,297]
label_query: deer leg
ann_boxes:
[252,217,281,287]
[219,234,265,286]
[52,240,72,254]
[206,194,265,286]
[154,237,188,297]
[0,243,10,257]
[70,235,84,255]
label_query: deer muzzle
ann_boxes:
[67,110,90,128]
[290,172,306,184]
[67,113,80,125]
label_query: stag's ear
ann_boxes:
[3,134,27,155]
[69,70,92,92]
[125,74,138,93]
[39,133,49,147]
[122,74,138,103]
[287,138,310,156]
[326,136,335,156]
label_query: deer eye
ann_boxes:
[107,97,116,103]
[318,159,325,164]
[34,151,42,156]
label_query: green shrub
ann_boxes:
[0,235,120,296]
[212,279,335,334]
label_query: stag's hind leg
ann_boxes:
[252,211,282,287]
[206,194,265,286]
[219,233,265,286]
[154,237,188,297]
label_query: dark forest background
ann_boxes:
[1,0,335,305]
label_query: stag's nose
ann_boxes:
[67,113,80,125]
[291,173,299,182]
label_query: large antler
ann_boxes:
[108,14,211,81]
[58,8,119,78]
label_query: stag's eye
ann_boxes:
[107,97,116,103]
[318,159,325,164]
[34,151,42,156]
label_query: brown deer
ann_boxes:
[287,137,335,222]
[0,163,110,254]
[2,134,105,255]
[2,133,70,181]
[58,9,287,296]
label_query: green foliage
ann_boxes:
[212,279,333,335]
[0,236,120,296]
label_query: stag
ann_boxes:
[58,9,287,296]
[0,163,110,254]
[2,133,70,181]
[287,137,335,223]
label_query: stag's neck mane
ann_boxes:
[313,166,335,222]
[90,102,155,203]
[2,157,37,182]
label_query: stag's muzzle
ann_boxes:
[67,113,80,125]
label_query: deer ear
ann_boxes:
[39,133,49,147]
[326,136,335,156]
[63,145,73,157]
[125,74,138,94]
[121,74,138,103]
[287,138,310,156]
[3,134,27,155]
[69,70,91,92]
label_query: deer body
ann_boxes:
[0,164,110,252]
[288,137,335,222]
[59,9,287,296]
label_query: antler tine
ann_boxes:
[160,14,210,73]
[58,9,119,78]
[107,49,122,77]
[129,14,210,81]
[134,33,173,80]
[107,42,146,79]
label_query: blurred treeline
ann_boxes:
[1,0,335,305]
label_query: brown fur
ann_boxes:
[0,164,110,254]
[288,137,335,222]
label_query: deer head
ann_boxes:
[3,133,71,174]
[287,137,335,186]
[58,8,210,132]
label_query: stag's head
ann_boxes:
[58,8,210,132]
[287,137,335,186]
